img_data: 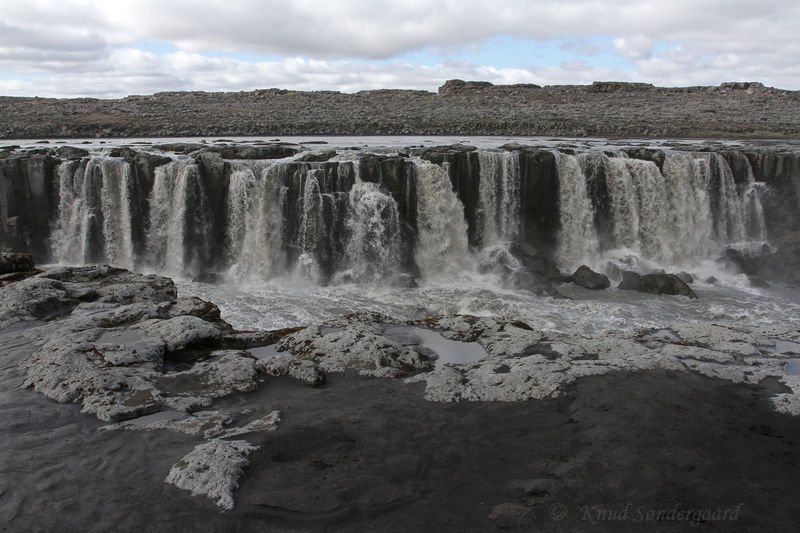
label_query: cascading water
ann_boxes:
[294,168,325,281]
[413,159,471,281]
[737,158,768,242]
[552,149,767,274]
[341,179,402,283]
[476,151,520,246]
[225,162,286,281]
[554,151,599,269]
[475,151,522,275]
[46,144,778,289]
[52,158,135,269]
[704,153,746,243]
[624,157,671,263]
[147,160,209,276]
[602,156,641,252]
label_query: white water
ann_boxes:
[147,160,209,276]
[342,178,403,283]
[225,162,285,281]
[555,152,599,269]
[52,158,135,269]
[413,159,471,281]
[476,151,521,247]
[49,142,770,289]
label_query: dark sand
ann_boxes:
[2,323,800,532]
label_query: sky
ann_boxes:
[1,0,798,98]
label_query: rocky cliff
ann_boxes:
[1,80,798,139]
[2,141,799,286]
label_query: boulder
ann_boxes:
[54,146,89,160]
[207,144,297,160]
[0,252,35,274]
[748,276,770,288]
[676,271,694,284]
[571,265,610,290]
[618,270,642,291]
[638,274,698,298]
[295,149,337,162]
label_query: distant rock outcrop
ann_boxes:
[1,80,797,139]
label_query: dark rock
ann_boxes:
[223,331,281,349]
[207,144,297,159]
[748,276,770,288]
[705,276,719,284]
[193,272,225,285]
[638,273,698,298]
[0,270,41,285]
[0,252,35,274]
[295,149,337,162]
[676,271,694,284]
[618,270,642,290]
[571,265,610,290]
[152,143,207,154]
[54,146,89,160]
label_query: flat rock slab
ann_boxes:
[164,439,260,510]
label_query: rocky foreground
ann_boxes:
[1,80,799,139]
[2,259,800,530]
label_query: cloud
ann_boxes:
[0,0,798,96]
[612,36,655,60]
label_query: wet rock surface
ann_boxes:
[571,265,610,290]
[638,273,698,298]
[3,266,800,529]
[0,252,35,274]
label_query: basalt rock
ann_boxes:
[0,252,35,274]
[571,265,610,290]
[638,273,698,298]
[618,270,642,291]
[2,80,797,139]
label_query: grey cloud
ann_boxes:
[0,0,798,94]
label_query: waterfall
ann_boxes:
[702,153,746,243]
[52,157,135,269]
[294,168,325,281]
[624,157,670,263]
[341,179,402,283]
[146,160,209,276]
[99,159,135,270]
[602,156,641,251]
[476,151,520,246]
[43,145,779,287]
[225,162,286,281]
[661,153,713,263]
[554,151,598,269]
[738,159,768,242]
[413,159,471,281]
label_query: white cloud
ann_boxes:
[0,0,798,96]
[612,36,655,60]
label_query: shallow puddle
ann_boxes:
[248,344,282,359]
[785,360,800,375]
[382,325,489,368]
